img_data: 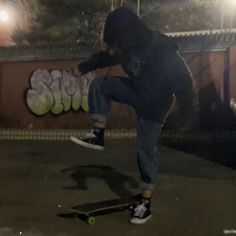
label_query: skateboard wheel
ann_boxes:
[87,216,96,225]
[129,205,134,210]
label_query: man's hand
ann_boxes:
[71,63,80,77]
[71,50,120,77]
[71,61,91,77]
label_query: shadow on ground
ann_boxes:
[61,165,140,198]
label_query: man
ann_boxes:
[71,7,194,224]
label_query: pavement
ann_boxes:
[0,139,236,236]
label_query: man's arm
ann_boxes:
[78,50,120,75]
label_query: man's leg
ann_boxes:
[70,76,136,150]
[130,117,162,224]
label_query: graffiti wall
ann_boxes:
[1,46,235,130]
[0,60,136,129]
[26,69,95,116]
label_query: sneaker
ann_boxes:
[130,198,152,224]
[70,130,105,151]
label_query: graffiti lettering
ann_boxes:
[26,69,95,116]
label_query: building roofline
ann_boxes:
[166,28,236,37]
[1,29,236,61]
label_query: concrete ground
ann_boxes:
[0,139,236,236]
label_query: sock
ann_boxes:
[93,128,105,139]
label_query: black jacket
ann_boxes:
[79,7,194,123]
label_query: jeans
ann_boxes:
[88,76,162,190]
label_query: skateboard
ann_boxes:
[58,194,140,225]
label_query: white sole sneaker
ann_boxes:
[129,214,152,224]
[70,136,104,151]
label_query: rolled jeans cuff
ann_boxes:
[90,113,107,123]
[141,181,155,191]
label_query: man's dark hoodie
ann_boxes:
[79,7,194,124]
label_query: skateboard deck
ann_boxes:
[59,194,140,224]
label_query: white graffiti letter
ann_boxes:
[71,75,82,111]
[26,69,54,116]
[60,71,76,112]
[50,70,64,114]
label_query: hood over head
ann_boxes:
[103,7,153,50]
